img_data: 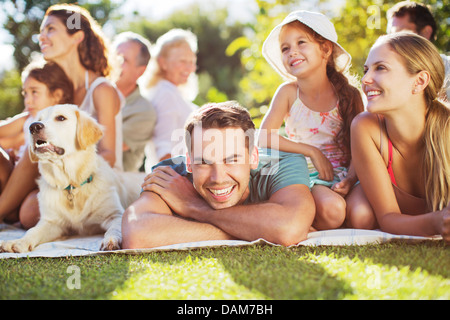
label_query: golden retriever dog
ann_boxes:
[0,104,140,253]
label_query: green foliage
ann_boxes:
[333,0,393,77]
[226,1,286,124]
[431,1,450,53]
[0,69,22,119]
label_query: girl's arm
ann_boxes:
[0,112,28,136]
[0,113,28,149]
[351,112,442,237]
[0,150,39,222]
[0,132,25,151]
[0,112,29,149]
[92,82,121,168]
[258,83,334,181]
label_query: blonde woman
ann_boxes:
[143,29,198,170]
[350,32,450,243]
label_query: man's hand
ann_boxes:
[331,163,357,198]
[331,172,358,198]
[141,166,208,218]
[331,177,354,197]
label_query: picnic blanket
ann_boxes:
[0,223,441,259]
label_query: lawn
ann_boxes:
[0,241,449,301]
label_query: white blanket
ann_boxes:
[0,223,441,259]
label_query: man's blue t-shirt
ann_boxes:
[152,148,310,204]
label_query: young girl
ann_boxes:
[259,10,365,230]
[0,59,73,223]
[0,60,73,157]
[351,32,449,242]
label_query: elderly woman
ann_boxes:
[143,29,198,170]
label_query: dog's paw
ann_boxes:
[100,236,121,251]
[0,239,33,253]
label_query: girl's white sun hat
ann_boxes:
[262,10,352,81]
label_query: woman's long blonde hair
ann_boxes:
[380,32,450,211]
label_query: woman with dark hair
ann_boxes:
[40,3,123,169]
[0,4,123,229]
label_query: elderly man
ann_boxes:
[122,101,315,248]
[114,32,157,172]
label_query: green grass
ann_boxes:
[0,241,449,300]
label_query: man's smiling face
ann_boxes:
[187,126,258,210]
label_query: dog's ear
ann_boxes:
[75,110,103,150]
[28,145,39,162]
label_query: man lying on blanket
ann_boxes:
[122,101,315,248]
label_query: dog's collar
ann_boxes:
[64,175,94,192]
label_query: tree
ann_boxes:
[0,69,22,119]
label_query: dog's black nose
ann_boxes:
[29,122,44,135]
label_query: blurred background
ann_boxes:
[0,0,448,127]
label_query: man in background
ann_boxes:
[114,32,157,172]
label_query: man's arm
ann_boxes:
[121,191,235,249]
[186,184,315,246]
[140,167,315,246]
